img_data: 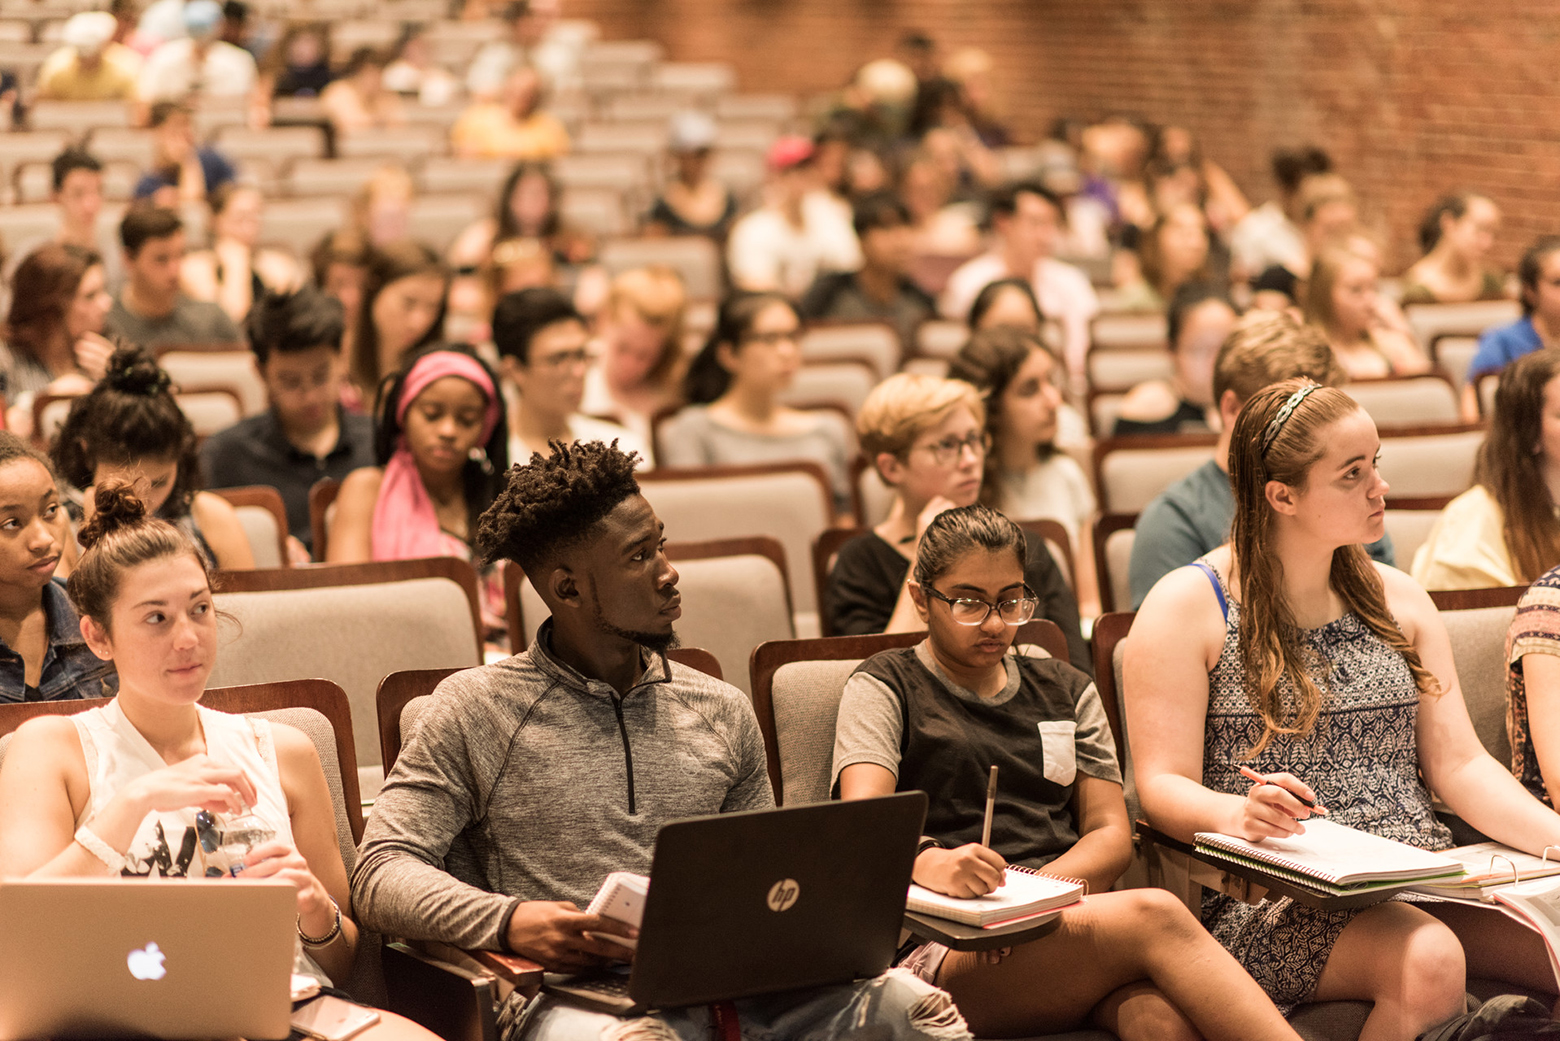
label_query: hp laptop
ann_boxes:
[545,791,927,1014]
[0,877,297,1040]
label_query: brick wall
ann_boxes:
[567,0,1560,273]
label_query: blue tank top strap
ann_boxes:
[1191,560,1229,621]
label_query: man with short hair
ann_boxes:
[200,285,375,560]
[1127,311,1394,608]
[132,101,238,205]
[799,192,935,352]
[494,287,648,464]
[940,182,1099,388]
[104,205,243,347]
[351,441,969,1040]
[50,148,104,253]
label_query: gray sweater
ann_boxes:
[351,624,775,950]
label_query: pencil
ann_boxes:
[980,765,998,847]
[1238,765,1324,811]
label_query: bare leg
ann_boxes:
[1090,981,1199,1041]
[937,889,1300,1040]
[1309,902,1465,1041]
[1422,901,1557,997]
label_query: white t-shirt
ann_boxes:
[939,252,1100,383]
[726,191,863,297]
[139,38,256,102]
[994,453,1096,548]
[509,412,652,470]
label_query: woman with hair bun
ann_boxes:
[52,347,254,571]
[0,431,117,702]
[1129,378,1560,1037]
[0,483,359,986]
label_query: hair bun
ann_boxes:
[77,482,148,550]
[102,346,173,397]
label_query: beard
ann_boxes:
[590,584,681,654]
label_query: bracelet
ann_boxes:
[298,899,342,948]
[74,824,124,875]
[915,836,943,857]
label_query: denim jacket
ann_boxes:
[0,580,118,703]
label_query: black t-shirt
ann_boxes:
[825,529,1092,675]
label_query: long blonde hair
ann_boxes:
[1228,379,1439,754]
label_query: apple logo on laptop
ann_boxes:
[127,942,166,981]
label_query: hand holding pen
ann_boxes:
[1236,765,1327,840]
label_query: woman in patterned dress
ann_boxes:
[1127,378,1560,1041]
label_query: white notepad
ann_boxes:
[905,866,1084,927]
[1194,819,1463,891]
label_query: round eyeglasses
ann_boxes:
[922,584,1038,626]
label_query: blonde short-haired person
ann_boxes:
[825,373,1089,671]
[582,266,688,453]
[1129,379,1560,1039]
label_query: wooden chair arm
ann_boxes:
[465,949,546,987]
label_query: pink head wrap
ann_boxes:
[371,351,501,562]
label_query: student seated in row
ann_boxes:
[1128,311,1394,609]
[201,286,377,562]
[825,373,1090,672]
[351,441,968,1040]
[0,483,359,986]
[54,348,254,571]
[327,344,509,640]
[835,504,1304,1041]
[0,433,116,703]
[1128,379,1560,1039]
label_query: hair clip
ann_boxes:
[1259,382,1321,458]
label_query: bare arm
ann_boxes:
[1125,557,1320,843]
[1388,566,1560,853]
[1040,774,1130,895]
[268,723,359,982]
[1518,652,1560,808]
[838,763,1004,898]
[324,468,383,563]
[192,492,255,570]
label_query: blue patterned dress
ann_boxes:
[1196,561,1451,1010]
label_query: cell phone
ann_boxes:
[289,995,381,1041]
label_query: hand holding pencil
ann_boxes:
[1237,765,1327,841]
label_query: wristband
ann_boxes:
[915,836,943,857]
[74,824,125,875]
[298,899,343,948]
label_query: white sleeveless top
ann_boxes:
[71,701,328,983]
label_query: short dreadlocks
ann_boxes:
[475,439,642,575]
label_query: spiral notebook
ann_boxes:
[906,866,1086,927]
[1194,819,1464,895]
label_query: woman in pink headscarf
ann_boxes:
[326,344,510,640]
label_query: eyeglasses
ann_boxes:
[536,347,597,370]
[916,431,989,466]
[922,584,1037,626]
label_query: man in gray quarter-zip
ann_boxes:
[352,440,970,1041]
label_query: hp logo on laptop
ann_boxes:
[766,879,799,912]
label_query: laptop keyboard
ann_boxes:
[562,973,633,999]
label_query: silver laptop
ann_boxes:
[0,877,297,1040]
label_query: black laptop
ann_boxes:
[543,791,927,1015]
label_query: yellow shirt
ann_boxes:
[1410,485,1519,591]
[449,104,570,161]
[35,43,141,101]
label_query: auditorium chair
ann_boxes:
[1342,373,1461,428]
[211,485,291,568]
[1091,433,1218,515]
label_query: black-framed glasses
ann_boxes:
[923,584,1037,626]
[916,431,989,466]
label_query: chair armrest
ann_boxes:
[465,949,546,987]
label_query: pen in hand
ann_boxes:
[980,765,998,847]
[1239,766,1327,815]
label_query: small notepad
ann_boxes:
[906,866,1085,927]
[586,871,648,949]
[1194,819,1463,893]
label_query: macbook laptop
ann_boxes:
[544,791,927,1015]
[0,877,298,1040]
